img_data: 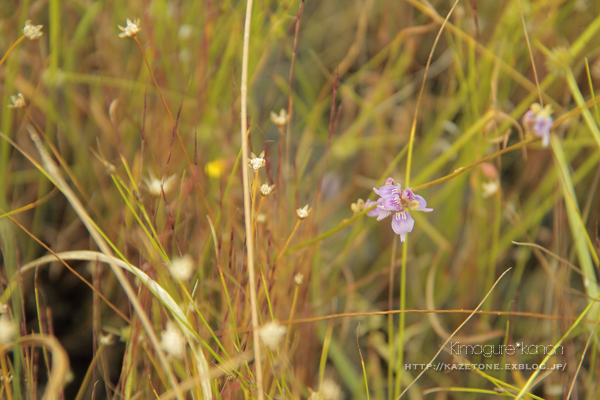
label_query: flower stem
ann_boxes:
[275,219,302,264]
[412,136,537,192]
[0,36,24,69]
[133,36,212,217]
[239,0,264,399]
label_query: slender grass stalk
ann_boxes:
[387,236,396,400]
[0,36,25,69]
[275,219,302,264]
[132,36,212,217]
[514,292,600,400]
[0,343,13,400]
[25,129,187,400]
[239,1,264,399]
[397,268,512,399]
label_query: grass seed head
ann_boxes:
[7,93,25,109]
[23,20,43,40]
[118,18,141,38]
[258,321,287,350]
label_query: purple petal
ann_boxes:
[377,209,392,221]
[522,110,535,131]
[414,195,433,212]
[391,211,414,240]
[376,183,401,198]
[534,116,553,137]
[365,200,380,217]
[381,195,401,211]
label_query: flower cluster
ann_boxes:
[23,20,43,40]
[366,177,432,242]
[118,18,141,39]
[522,103,553,147]
[7,93,25,109]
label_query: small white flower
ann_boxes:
[256,213,267,224]
[143,172,178,197]
[160,321,186,359]
[320,379,343,400]
[248,151,265,171]
[99,333,115,346]
[7,93,25,109]
[294,273,304,285]
[260,182,275,196]
[0,315,16,345]
[23,20,43,40]
[270,109,290,129]
[482,181,499,198]
[118,18,141,38]
[296,205,312,220]
[258,321,287,350]
[169,254,194,281]
[178,24,194,40]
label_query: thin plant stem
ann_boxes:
[132,36,212,217]
[284,284,300,355]
[275,219,302,265]
[0,344,13,400]
[0,36,24,69]
[387,236,397,400]
[398,268,513,399]
[252,170,259,222]
[239,0,264,399]
[253,196,265,238]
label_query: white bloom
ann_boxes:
[258,321,287,350]
[270,109,290,128]
[482,181,499,198]
[260,182,275,196]
[296,205,312,220]
[248,151,265,171]
[169,254,194,281]
[99,333,115,346]
[7,93,25,109]
[256,213,267,224]
[143,172,178,197]
[160,321,186,359]
[118,18,141,38]
[320,379,343,400]
[294,273,304,285]
[178,24,194,40]
[23,20,43,40]
[0,315,16,345]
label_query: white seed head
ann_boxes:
[482,181,499,198]
[270,109,290,128]
[320,379,343,400]
[169,254,194,281]
[260,182,275,196]
[99,333,115,346]
[7,93,25,109]
[248,151,266,171]
[296,204,312,220]
[143,172,178,197]
[0,315,16,345]
[258,321,287,350]
[256,213,267,224]
[178,24,194,40]
[118,18,141,38]
[160,321,186,359]
[23,20,43,40]
[294,273,304,285]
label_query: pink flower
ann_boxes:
[367,177,433,242]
